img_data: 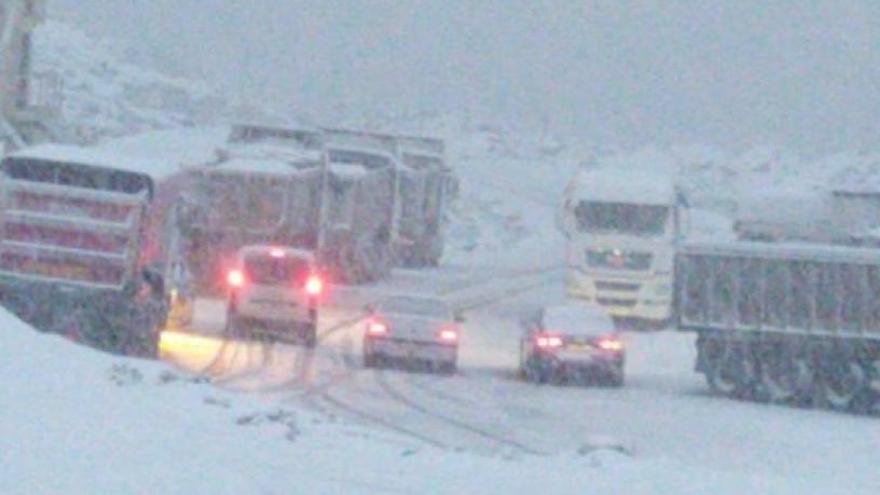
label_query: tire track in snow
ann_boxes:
[372,369,549,456]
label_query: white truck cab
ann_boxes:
[225,245,323,347]
[559,169,685,324]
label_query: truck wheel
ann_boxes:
[759,347,814,404]
[705,342,757,399]
[819,354,869,412]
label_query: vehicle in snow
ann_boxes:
[183,124,327,293]
[395,134,453,266]
[519,303,625,386]
[321,130,397,283]
[676,240,880,411]
[734,187,880,247]
[558,168,686,325]
[184,124,401,292]
[323,128,453,268]
[0,144,195,356]
[363,294,462,373]
[224,245,323,347]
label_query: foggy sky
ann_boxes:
[51,0,880,154]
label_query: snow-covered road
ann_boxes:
[159,266,880,492]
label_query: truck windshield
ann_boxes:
[574,201,669,236]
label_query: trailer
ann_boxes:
[396,135,451,266]
[322,127,453,267]
[676,240,880,411]
[182,124,326,293]
[183,123,399,292]
[0,144,195,356]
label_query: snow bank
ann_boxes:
[1,308,844,494]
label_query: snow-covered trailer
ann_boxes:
[396,135,451,267]
[676,240,880,411]
[323,128,453,268]
[182,124,326,294]
[322,131,397,283]
[0,144,195,356]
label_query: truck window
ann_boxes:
[573,201,669,236]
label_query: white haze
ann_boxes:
[50,0,880,154]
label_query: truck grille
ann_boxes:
[595,280,640,292]
[587,249,652,271]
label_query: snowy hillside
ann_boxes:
[31,21,268,143]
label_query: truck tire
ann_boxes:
[758,345,814,405]
[819,352,869,412]
[704,341,757,399]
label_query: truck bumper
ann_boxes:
[566,271,672,322]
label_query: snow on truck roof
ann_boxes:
[542,304,615,336]
[7,144,183,181]
[680,240,880,265]
[202,158,320,177]
[566,168,678,205]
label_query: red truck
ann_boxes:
[0,144,194,356]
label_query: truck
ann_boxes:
[182,124,327,293]
[0,144,194,356]
[183,123,399,292]
[735,187,880,247]
[321,128,453,268]
[395,135,452,267]
[676,240,880,412]
[558,168,686,325]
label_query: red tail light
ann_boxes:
[366,319,389,337]
[437,327,459,344]
[597,336,624,352]
[227,269,245,288]
[305,274,324,296]
[535,332,564,349]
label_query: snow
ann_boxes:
[205,158,313,177]
[566,168,678,206]
[1,306,863,495]
[8,143,183,181]
[7,17,880,495]
[542,303,616,337]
